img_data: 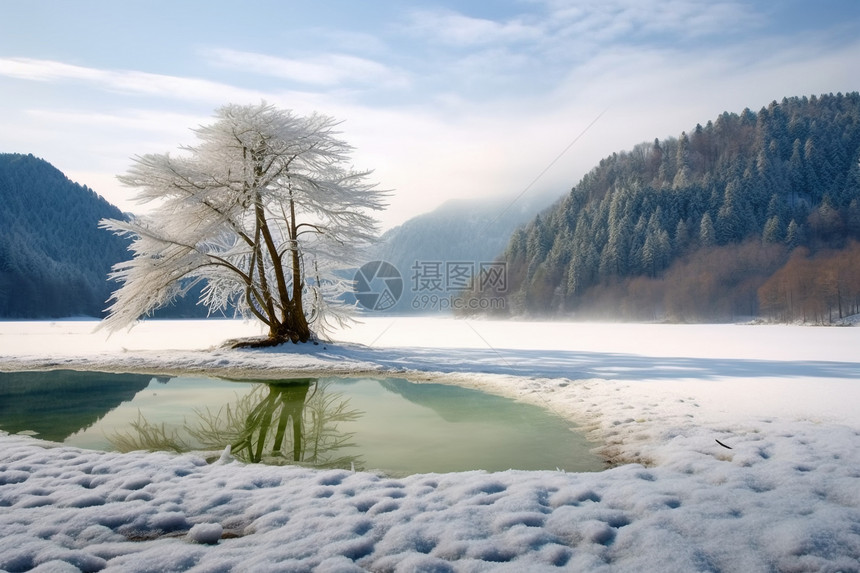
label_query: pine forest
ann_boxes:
[489,93,860,323]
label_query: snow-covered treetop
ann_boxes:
[100,102,387,343]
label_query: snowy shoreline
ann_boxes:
[1,317,859,571]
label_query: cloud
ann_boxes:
[207,48,410,89]
[539,0,761,41]
[26,108,209,132]
[0,58,105,82]
[405,0,759,52]
[393,0,766,109]
[404,8,540,47]
[0,57,266,104]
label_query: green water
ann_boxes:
[0,371,604,475]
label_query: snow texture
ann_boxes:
[1,317,859,572]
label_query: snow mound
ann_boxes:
[188,523,223,545]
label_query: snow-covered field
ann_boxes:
[1,317,859,572]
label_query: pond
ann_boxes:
[0,370,604,475]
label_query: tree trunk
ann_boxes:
[268,304,311,344]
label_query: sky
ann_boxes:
[1,0,859,230]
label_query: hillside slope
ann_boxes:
[486,93,860,322]
[0,153,131,318]
[0,154,211,319]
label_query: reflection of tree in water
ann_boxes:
[109,379,364,470]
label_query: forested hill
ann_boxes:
[0,153,132,317]
[491,93,860,322]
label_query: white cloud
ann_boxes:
[0,57,266,104]
[0,58,105,82]
[540,0,761,40]
[404,8,540,47]
[392,0,766,110]
[207,48,410,89]
[26,108,209,132]
[405,0,759,56]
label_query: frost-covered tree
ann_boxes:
[699,212,716,247]
[100,102,386,344]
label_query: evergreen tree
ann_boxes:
[674,219,690,252]
[699,213,716,247]
[785,219,803,249]
[762,215,784,244]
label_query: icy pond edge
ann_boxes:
[0,343,649,470]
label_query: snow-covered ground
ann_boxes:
[1,317,859,572]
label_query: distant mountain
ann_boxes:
[475,93,860,323]
[361,193,554,313]
[0,153,132,318]
[0,153,211,319]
